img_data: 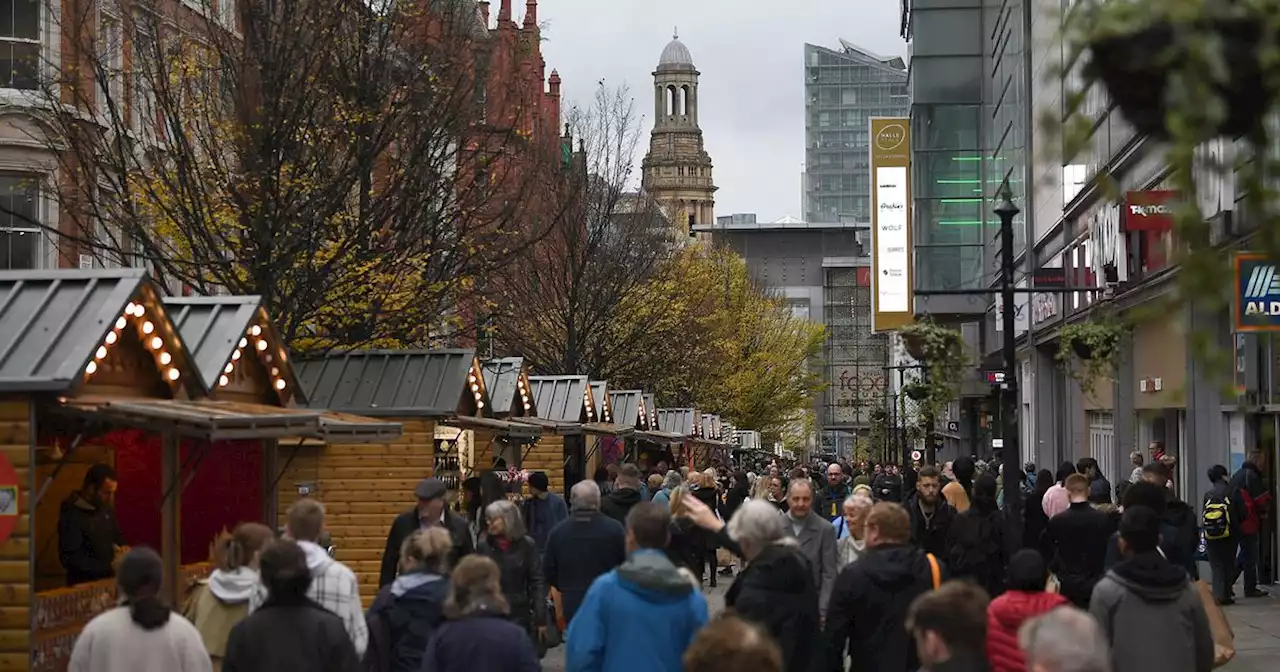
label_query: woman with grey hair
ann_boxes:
[682,497,819,672]
[651,470,683,507]
[477,498,547,656]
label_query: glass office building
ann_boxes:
[804,40,908,223]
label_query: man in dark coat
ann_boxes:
[379,477,473,587]
[874,465,904,503]
[1045,474,1112,608]
[905,466,955,558]
[1230,451,1271,598]
[600,463,644,525]
[223,539,361,672]
[543,479,627,623]
[825,501,944,672]
[521,471,568,555]
[58,463,126,586]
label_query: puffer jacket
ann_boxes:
[986,590,1068,672]
[363,571,448,672]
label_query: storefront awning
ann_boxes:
[635,430,686,446]
[58,398,400,443]
[513,417,583,436]
[583,421,634,437]
[447,415,541,441]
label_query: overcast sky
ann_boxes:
[536,1,906,222]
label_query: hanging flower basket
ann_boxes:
[1072,340,1096,361]
[1057,316,1127,397]
[902,333,926,361]
[904,382,929,401]
[1082,15,1272,139]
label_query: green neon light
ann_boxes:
[952,156,982,161]
[937,179,980,184]
[939,198,982,203]
[938,220,983,226]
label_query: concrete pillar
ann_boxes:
[1185,300,1225,508]
[1033,344,1058,468]
[1114,331,1136,480]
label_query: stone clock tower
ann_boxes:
[641,30,717,238]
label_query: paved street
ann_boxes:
[1222,590,1280,672]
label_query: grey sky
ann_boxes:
[537,1,906,222]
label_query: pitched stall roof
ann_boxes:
[528,375,590,423]
[295,349,487,418]
[0,269,201,395]
[643,394,658,429]
[657,408,699,437]
[167,296,301,405]
[588,381,611,423]
[608,390,643,428]
[481,357,534,418]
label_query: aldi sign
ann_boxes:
[1236,253,1280,331]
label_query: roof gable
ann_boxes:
[588,381,610,423]
[167,296,300,405]
[295,349,484,417]
[0,269,201,396]
[609,389,643,428]
[657,408,701,436]
[528,375,589,423]
[482,357,534,417]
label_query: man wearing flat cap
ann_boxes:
[378,477,473,587]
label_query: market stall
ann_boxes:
[696,414,731,468]
[656,408,702,468]
[445,357,540,493]
[2,270,394,672]
[522,376,594,493]
[582,380,632,475]
[293,349,485,600]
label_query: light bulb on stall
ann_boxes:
[275,379,286,390]
[132,304,145,317]
[167,368,180,381]
[85,361,97,375]
[95,346,107,359]
[223,362,233,373]
[160,352,172,365]
[115,317,127,329]
[239,338,248,348]
[125,302,137,315]
[231,350,241,361]
[105,331,117,345]
[250,325,262,336]
[256,340,268,352]
[142,321,154,334]
[150,336,163,350]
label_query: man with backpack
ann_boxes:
[1203,464,1242,604]
[1229,451,1272,598]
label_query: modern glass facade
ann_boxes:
[823,267,889,429]
[804,40,908,223]
[911,105,987,291]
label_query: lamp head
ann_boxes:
[994,182,1020,219]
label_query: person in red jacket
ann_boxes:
[987,549,1068,672]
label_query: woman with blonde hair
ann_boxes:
[666,487,705,579]
[477,499,546,655]
[689,471,723,586]
[184,523,274,671]
[420,556,539,672]
[365,527,453,672]
[751,474,773,501]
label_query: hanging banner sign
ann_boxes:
[1235,252,1280,331]
[870,117,913,332]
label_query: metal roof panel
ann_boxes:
[528,375,589,423]
[608,390,642,428]
[482,357,526,416]
[295,350,477,417]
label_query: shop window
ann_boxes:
[0,0,38,90]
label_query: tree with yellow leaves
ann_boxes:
[30,0,575,352]
[609,245,827,437]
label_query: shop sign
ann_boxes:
[832,367,886,424]
[1235,253,1280,331]
[1124,190,1178,232]
[0,450,18,546]
[995,280,1029,335]
[1032,267,1066,289]
[1032,291,1059,324]
[869,117,913,332]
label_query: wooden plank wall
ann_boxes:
[275,420,434,608]
[0,399,30,671]
[523,436,564,495]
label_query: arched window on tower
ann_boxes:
[666,85,677,116]
[681,85,691,118]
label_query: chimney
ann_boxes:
[498,0,511,22]
[524,0,537,27]
[478,1,489,26]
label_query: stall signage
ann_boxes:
[0,450,18,546]
[1235,253,1280,331]
[1124,190,1179,232]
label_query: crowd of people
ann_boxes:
[63,448,1268,672]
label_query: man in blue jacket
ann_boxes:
[565,501,709,672]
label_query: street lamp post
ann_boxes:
[994,183,1023,552]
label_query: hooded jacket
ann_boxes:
[224,596,360,672]
[906,493,956,559]
[824,543,942,672]
[724,542,818,672]
[985,590,1068,672]
[364,571,448,672]
[184,567,259,667]
[600,487,644,526]
[564,549,709,672]
[249,540,367,657]
[419,604,540,672]
[1089,552,1214,672]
